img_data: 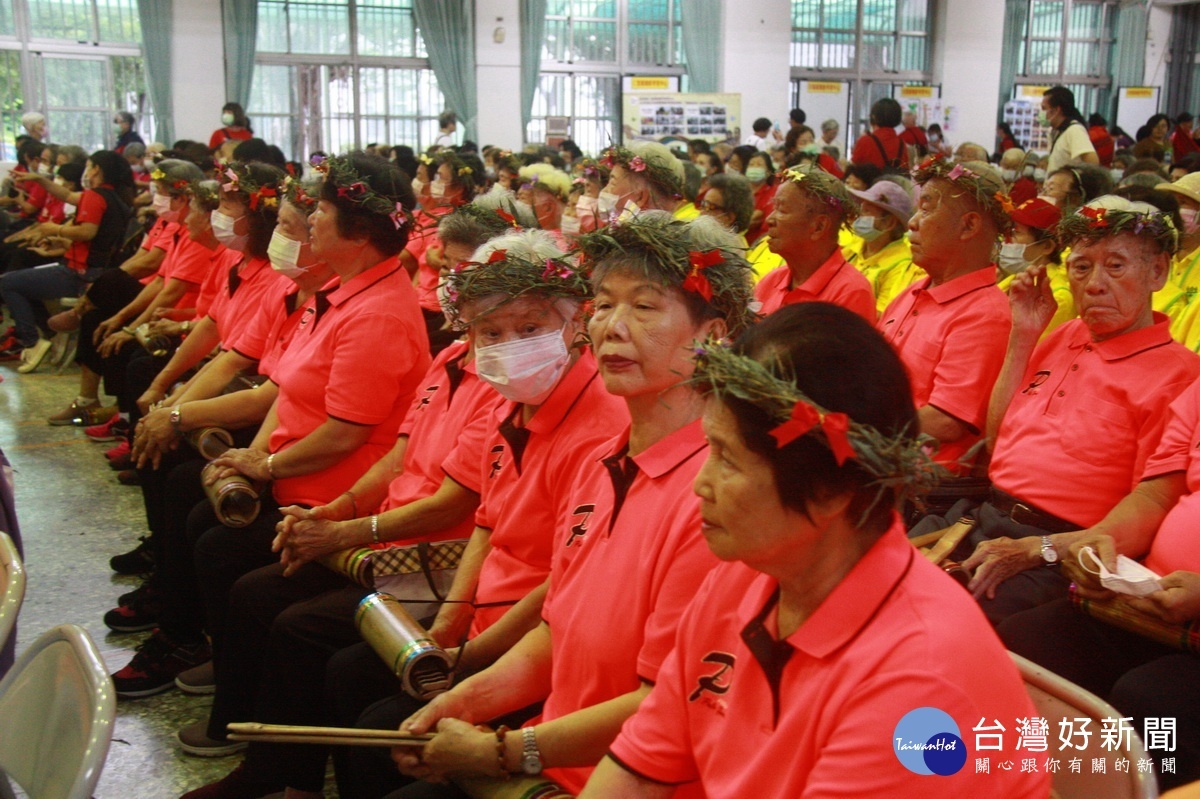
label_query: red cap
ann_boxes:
[1009,197,1062,232]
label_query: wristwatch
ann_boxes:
[520,726,543,776]
[1040,535,1059,566]
[169,406,183,431]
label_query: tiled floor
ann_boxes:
[0,359,322,798]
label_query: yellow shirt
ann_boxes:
[845,236,923,315]
[747,236,785,281]
[1172,246,1200,300]
[673,201,700,221]
[996,261,1077,339]
[840,228,864,264]
[1154,278,1191,336]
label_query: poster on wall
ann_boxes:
[1004,85,1053,152]
[622,91,742,144]
[1116,87,1161,142]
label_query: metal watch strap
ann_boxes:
[1040,535,1059,566]
[520,726,543,775]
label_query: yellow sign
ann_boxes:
[629,76,672,91]
[807,82,844,95]
[1124,87,1154,98]
[1019,85,1050,98]
[899,86,934,98]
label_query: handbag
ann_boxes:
[320,539,469,621]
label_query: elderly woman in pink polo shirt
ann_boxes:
[580,303,1047,799]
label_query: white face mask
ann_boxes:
[1110,168,1125,184]
[852,214,884,242]
[1000,168,1017,183]
[429,179,446,199]
[561,215,581,236]
[577,195,599,213]
[222,112,236,126]
[1179,207,1199,235]
[63,203,77,216]
[36,164,51,176]
[1033,168,1047,182]
[997,242,1034,275]
[596,190,620,217]
[144,158,156,170]
[267,229,311,279]
[152,192,177,221]
[474,327,570,405]
[411,178,426,196]
[211,209,249,251]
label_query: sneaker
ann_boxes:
[107,441,131,470]
[16,338,53,373]
[179,764,283,799]
[110,535,155,575]
[175,660,216,695]
[177,719,247,757]
[117,578,156,607]
[103,586,162,632]
[47,400,115,426]
[0,339,24,360]
[111,632,211,698]
[85,415,127,442]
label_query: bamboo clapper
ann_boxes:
[226,722,433,748]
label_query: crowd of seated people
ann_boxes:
[5,84,1200,798]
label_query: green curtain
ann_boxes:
[519,0,546,136]
[135,0,173,143]
[414,0,478,142]
[680,0,721,93]
[222,0,259,109]
[1111,3,1147,117]
[997,0,1028,118]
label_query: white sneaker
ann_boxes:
[16,338,53,373]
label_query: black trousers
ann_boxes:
[326,642,541,799]
[911,499,1071,625]
[121,347,171,422]
[999,598,1200,791]
[208,562,367,791]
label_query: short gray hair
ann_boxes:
[820,118,839,133]
[705,172,755,233]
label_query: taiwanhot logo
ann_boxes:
[893,707,967,776]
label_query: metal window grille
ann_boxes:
[254,0,444,160]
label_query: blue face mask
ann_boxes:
[852,214,884,242]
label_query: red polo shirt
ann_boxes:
[64,187,108,273]
[878,267,1011,470]
[158,230,215,311]
[229,278,331,379]
[267,257,431,507]
[539,420,717,794]
[754,250,876,321]
[206,255,286,347]
[406,208,450,313]
[1141,379,1200,575]
[441,350,628,634]
[990,316,1200,528]
[376,340,505,544]
[194,245,242,320]
[608,520,1047,798]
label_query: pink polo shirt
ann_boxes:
[607,520,1048,798]
[878,266,1011,471]
[158,231,215,311]
[267,257,431,507]
[539,420,717,794]
[206,255,286,347]
[1119,378,1200,575]
[441,350,628,634]
[229,278,332,379]
[194,245,242,320]
[990,316,1200,528]
[754,249,876,321]
[375,340,505,544]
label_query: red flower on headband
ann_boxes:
[486,249,508,264]
[682,249,722,302]
[1080,206,1109,227]
[629,156,647,172]
[769,401,856,465]
[495,209,517,226]
[249,186,278,211]
[337,182,368,201]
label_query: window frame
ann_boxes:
[530,0,685,147]
[1011,0,1117,109]
[253,0,444,159]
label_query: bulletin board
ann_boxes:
[1116,87,1161,140]
[622,92,742,144]
[796,80,851,139]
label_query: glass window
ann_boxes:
[525,73,620,156]
[27,0,139,44]
[1012,0,1116,113]
[254,0,444,158]
[790,0,929,73]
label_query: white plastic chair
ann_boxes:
[0,624,115,799]
[0,532,23,656]
[1011,651,1159,799]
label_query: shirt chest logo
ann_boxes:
[688,651,736,716]
[417,384,440,411]
[1022,369,1051,395]
[488,445,506,480]
[566,503,595,548]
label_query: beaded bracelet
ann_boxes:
[494,726,511,779]
[370,514,379,545]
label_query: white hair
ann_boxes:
[472,228,564,265]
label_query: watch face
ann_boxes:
[1043,545,1059,563]
[522,754,543,775]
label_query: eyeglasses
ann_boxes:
[699,200,726,212]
